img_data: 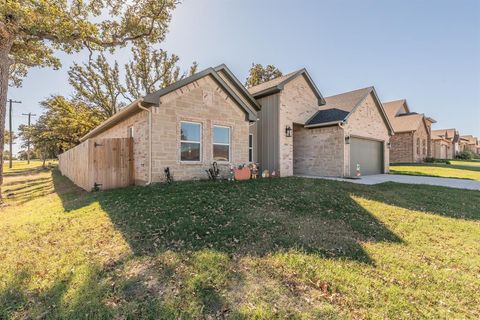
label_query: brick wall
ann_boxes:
[278,75,319,176]
[293,124,344,176]
[412,122,429,162]
[343,92,391,174]
[389,132,414,163]
[150,75,250,182]
[94,75,251,183]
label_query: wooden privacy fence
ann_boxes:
[58,138,134,191]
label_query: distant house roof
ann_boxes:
[305,86,394,134]
[431,128,458,141]
[383,99,435,133]
[247,68,326,105]
[81,65,258,141]
[383,99,410,120]
[460,135,477,145]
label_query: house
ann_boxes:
[78,64,260,185]
[382,99,435,163]
[460,135,479,154]
[430,129,460,159]
[60,65,396,191]
[248,71,394,177]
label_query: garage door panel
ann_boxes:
[350,137,383,176]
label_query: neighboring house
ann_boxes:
[79,64,259,184]
[382,99,435,163]
[248,71,394,177]
[460,135,479,154]
[430,129,459,159]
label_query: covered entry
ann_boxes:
[350,137,384,176]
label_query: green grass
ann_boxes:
[390,161,480,181]
[1,161,479,319]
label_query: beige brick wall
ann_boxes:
[278,75,319,176]
[95,111,149,184]
[389,132,414,163]
[343,92,391,174]
[293,124,344,176]
[412,122,429,162]
[149,75,250,182]
[93,75,250,184]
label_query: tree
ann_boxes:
[0,0,178,195]
[68,44,198,119]
[18,96,102,163]
[68,54,125,119]
[245,63,283,88]
[4,129,15,146]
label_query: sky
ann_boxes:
[7,0,480,155]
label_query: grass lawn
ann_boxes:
[1,161,479,319]
[390,160,480,181]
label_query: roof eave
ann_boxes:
[304,120,343,128]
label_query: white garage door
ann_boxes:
[350,137,384,176]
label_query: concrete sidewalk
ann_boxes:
[297,174,480,191]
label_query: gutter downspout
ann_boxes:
[138,101,152,185]
[338,121,346,177]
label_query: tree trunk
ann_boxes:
[0,25,14,200]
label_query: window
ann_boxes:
[127,126,134,138]
[417,138,420,155]
[180,122,201,161]
[422,139,426,155]
[213,125,230,162]
[249,134,253,162]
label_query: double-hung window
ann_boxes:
[180,122,201,162]
[213,125,230,162]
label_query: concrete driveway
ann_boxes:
[297,174,480,191]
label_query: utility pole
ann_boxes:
[21,112,36,164]
[8,99,22,169]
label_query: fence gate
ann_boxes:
[59,138,134,191]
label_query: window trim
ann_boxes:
[212,125,231,163]
[249,133,254,162]
[180,121,202,163]
[127,126,134,138]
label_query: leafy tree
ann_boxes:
[18,96,102,162]
[0,0,178,194]
[69,44,198,119]
[68,55,125,118]
[4,129,15,146]
[245,63,283,88]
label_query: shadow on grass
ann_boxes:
[6,169,478,319]
[52,171,403,264]
[352,181,480,221]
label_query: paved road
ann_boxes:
[297,174,480,191]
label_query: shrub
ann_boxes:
[456,150,476,160]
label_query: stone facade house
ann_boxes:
[79,65,259,184]
[383,99,435,163]
[248,71,394,177]
[63,65,397,190]
[430,129,459,159]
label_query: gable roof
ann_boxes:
[460,135,477,145]
[247,69,326,105]
[143,66,258,120]
[305,86,394,134]
[389,113,425,133]
[383,99,410,120]
[81,65,258,141]
[431,128,458,141]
